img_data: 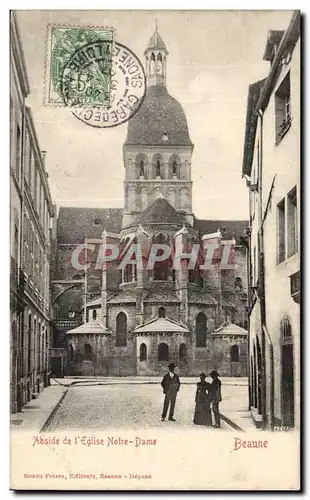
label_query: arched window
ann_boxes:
[230,344,239,362]
[150,53,156,74]
[84,343,92,360]
[172,160,178,177]
[140,343,147,361]
[158,307,165,318]
[139,160,144,178]
[179,343,187,361]
[157,53,162,62]
[153,234,169,281]
[116,312,127,347]
[156,160,161,178]
[158,343,169,361]
[124,264,133,283]
[195,312,207,347]
[189,268,199,284]
[92,309,97,320]
[281,316,292,342]
[68,344,74,361]
[235,277,242,291]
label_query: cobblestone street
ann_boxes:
[47,380,250,431]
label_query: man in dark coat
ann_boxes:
[161,363,181,421]
[208,370,222,428]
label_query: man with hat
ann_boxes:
[161,363,181,421]
[208,370,222,428]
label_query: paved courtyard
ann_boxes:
[47,381,250,431]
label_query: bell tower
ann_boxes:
[144,21,168,88]
[122,25,194,229]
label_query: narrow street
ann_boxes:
[47,381,249,431]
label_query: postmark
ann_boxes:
[45,26,146,128]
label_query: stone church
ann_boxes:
[51,28,249,377]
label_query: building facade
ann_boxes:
[10,12,54,412]
[52,28,249,377]
[242,11,300,428]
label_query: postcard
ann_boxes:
[10,9,300,491]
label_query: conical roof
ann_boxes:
[129,197,189,227]
[66,320,111,335]
[212,323,248,337]
[144,29,168,54]
[134,317,189,334]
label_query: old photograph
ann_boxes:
[10,9,300,490]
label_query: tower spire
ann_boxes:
[144,25,168,88]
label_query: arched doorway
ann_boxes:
[195,312,207,347]
[230,345,239,362]
[281,317,294,427]
[256,337,262,416]
[230,344,240,376]
[179,343,187,373]
[84,343,93,361]
[250,356,254,407]
[68,344,74,361]
[253,342,258,409]
[139,343,147,361]
[179,343,187,362]
[116,312,127,347]
[158,343,169,362]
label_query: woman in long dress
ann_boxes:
[193,373,212,426]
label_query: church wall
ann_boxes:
[106,304,137,375]
[67,334,111,376]
[211,335,248,376]
[136,333,191,376]
[143,303,180,323]
[122,145,193,227]
[220,246,248,328]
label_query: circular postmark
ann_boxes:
[60,40,146,128]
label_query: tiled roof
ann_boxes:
[212,322,247,336]
[66,320,111,335]
[222,299,236,309]
[85,296,101,307]
[108,288,137,304]
[57,207,123,244]
[134,317,189,334]
[194,218,249,243]
[188,288,217,305]
[143,283,180,303]
[130,197,189,228]
[125,85,193,146]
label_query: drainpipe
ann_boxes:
[257,109,267,427]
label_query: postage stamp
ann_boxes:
[45,25,146,128]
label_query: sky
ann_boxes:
[16,9,294,220]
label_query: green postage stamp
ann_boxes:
[45,25,115,107]
[44,24,146,128]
